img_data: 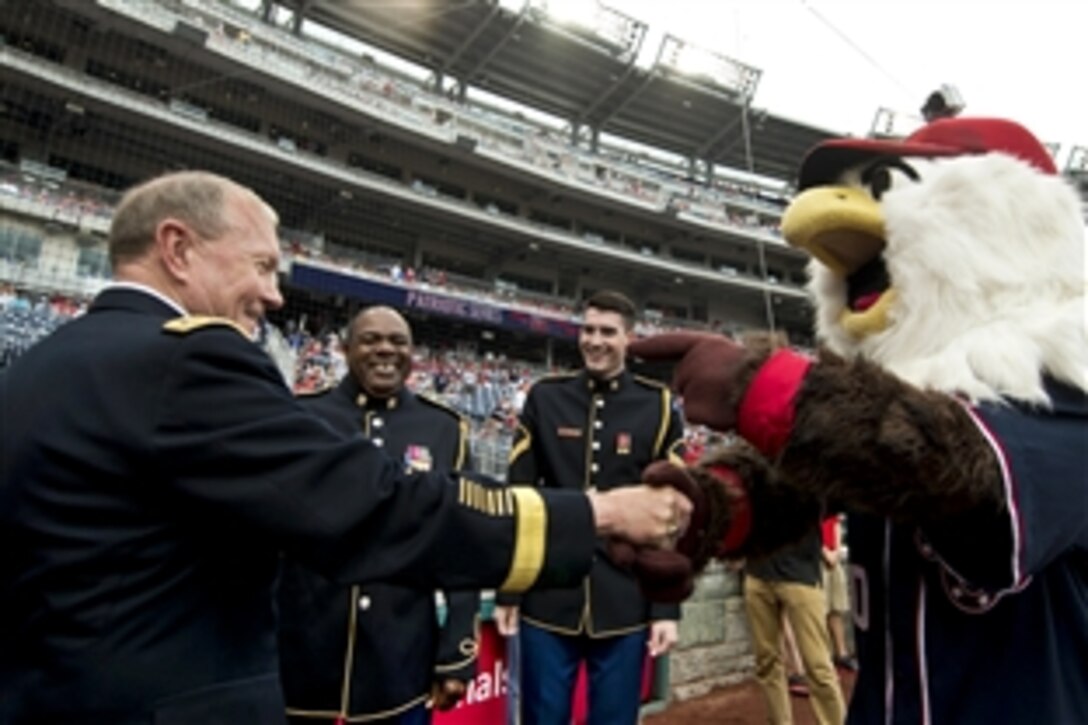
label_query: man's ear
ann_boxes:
[157,217,195,281]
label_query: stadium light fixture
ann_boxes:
[869,107,925,139]
[531,0,646,57]
[872,85,967,140]
[535,0,601,31]
[656,35,761,99]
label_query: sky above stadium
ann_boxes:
[603,0,1084,167]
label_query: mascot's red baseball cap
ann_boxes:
[797,117,1058,190]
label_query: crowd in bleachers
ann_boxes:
[0,284,86,367]
[0,166,117,233]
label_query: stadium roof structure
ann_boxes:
[279,0,841,182]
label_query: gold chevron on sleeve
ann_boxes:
[500,487,547,592]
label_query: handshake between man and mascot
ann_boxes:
[621,329,1007,604]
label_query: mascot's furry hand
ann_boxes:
[628,332,750,431]
[609,460,752,599]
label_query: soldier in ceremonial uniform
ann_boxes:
[495,290,687,725]
[0,172,691,725]
[279,306,481,724]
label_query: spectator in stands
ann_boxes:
[278,306,480,725]
[0,171,692,724]
[494,290,687,725]
[8,290,30,312]
[743,526,846,725]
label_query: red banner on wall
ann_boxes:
[434,622,656,725]
[433,622,508,725]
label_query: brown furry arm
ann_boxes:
[781,350,1005,525]
[696,441,822,559]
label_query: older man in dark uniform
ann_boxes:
[279,306,480,724]
[495,290,687,725]
[0,171,691,725]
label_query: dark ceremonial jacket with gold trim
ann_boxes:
[0,287,595,725]
[500,370,685,635]
[279,378,481,721]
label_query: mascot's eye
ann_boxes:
[861,159,920,201]
[868,167,893,200]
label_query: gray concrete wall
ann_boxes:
[670,562,754,702]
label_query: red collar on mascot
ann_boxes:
[797,117,1058,190]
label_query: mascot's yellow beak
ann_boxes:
[781,186,896,338]
[782,186,884,274]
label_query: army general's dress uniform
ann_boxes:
[500,369,686,722]
[0,286,597,725]
[278,377,481,723]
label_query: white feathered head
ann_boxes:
[781,117,1087,404]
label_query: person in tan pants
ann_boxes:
[743,527,845,725]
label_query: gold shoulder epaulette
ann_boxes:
[163,315,248,338]
[418,393,463,420]
[632,374,669,390]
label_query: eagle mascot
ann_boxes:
[632,117,1087,724]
